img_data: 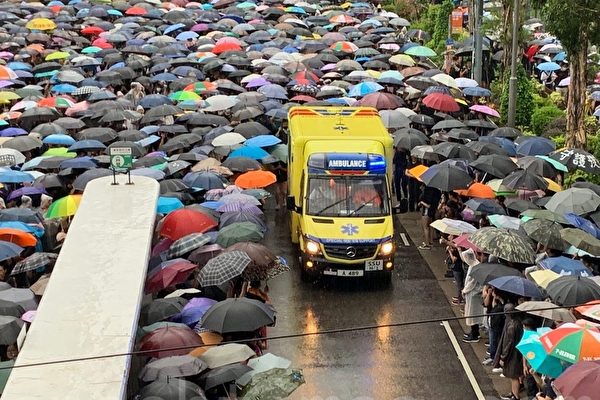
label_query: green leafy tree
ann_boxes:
[532,0,600,149]
[499,64,534,127]
[429,0,454,54]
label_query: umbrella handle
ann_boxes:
[239,281,248,298]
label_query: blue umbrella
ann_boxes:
[348,81,384,97]
[68,140,106,152]
[257,84,288,100]
[0,241,23,262]
[516,137,555,156]
[488,275,543,298]
[6,62,31,71]
[139,95,173,108]
[537,62,561,72]
[150,73,177,82]
[174,297,216,327]
[51,84,76,94]
[463,87,492,97]
[59,156,97,170]
[563,213,600,239]
[0,170,34,183]
[164,23,186,35]
[199,201,221,210]
[228,146,270,160]
[43,134,76,146]
[539,256,591,276]
[478,136,517,156]
[0,128,27,137]
[136,135,161,148]
[157,197,184,214]
[517,329,567,378]
[244,135,281,148]
[176,31,198,41]
[552,52,567,62]
[0,221,43,237]
[183,172,227,190]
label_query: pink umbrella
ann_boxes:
[470,104,500,118]
[65,101,89,117]
[21,310,36,323]
[453,233,480,252]
[152,237,174,257]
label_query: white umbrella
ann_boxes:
[199,343,256,369]
[455,77,479,88]
[237,353,292,386]
[430,218,477,236]
[432,73,458,89]
[212,132,246,147]
[0,148,26,165]
[379,110,410,129]
[545,188,600,215]
[488,215,522,230]
[204,95,238,112]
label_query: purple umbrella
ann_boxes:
[173,297,217,326]
[245,77,270,89]
[7,187,47,202]
[0,127,28,137]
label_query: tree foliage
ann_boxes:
[499,64,534,127]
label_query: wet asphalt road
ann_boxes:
[262,209,496,400]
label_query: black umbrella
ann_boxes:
[469,263,522,285]
[33,173,64,190]
[502,169,548,191]
[466,141,508,156]
[200,298,275,333]
[72,168,113,191]
[420,164,472,191]
[142,297,188,326]
[76,127,118,143]
[0,208,43,224]
[160,179,189,194]
[233,122,270,138]
[516,156,558,179]
[431,142,476,161]
[1,136,43,152]
[432,119,465,131]
[199,363,252,391]
[139,377,207,400]
[393,129,428,150]
[0,299,24,318]
[489,127,521,138]
[546,276,600,306]
[0,316,24,345]
[409,114,435,126]
[221,157,261,172]
[549,148,600,174]
[470,155,517,178]
[572,181,600,196]
[505,199,540,213]
[446,128,479,140]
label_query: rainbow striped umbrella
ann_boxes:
[45,195,82,219]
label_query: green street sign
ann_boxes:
[109,147,133,171]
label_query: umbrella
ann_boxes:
[175,297,217,327]
[516,137,555,156]
[235,170,276,189]
[393,129,428,150]
[199,343,255,369]
[45,195,81,219]
[216,222,264,247]
[564,213,600,239]
[138,377,207,400]
[197,251,252,287]
[521,209,568,224]
[516,329,568,378]
[545,188,600,216]
[465,198,506,215]
[522,219,566,250]
[470,155,517,178]
[142,298,188,326]
[0,241,23,262]
[139,325,203,359]
[240,368,305,398]
[200,297,275,333]
[11,252,57,275]
[0,299,24,318]
[146,259,197,294]
[221,157,261,173]
[160,209,218,241]
[516,301,575,323]
[469,227,535,264]
[488,275,543,298]
[540,321,600,364]
[549,148,600,174]
[422,93,459,113]
[157,197,184,214]
[539,256,591,276]
[430,218,477,236]
[198,363,252,391]
[420,164,472,191]
[0,315,23,345]
[72,169,112,191]
[561,228,600,256]
[0,288,36,311]
[546,276,600,306]
[167,233,211,259]
[469,263,522,285]
[502,169,548,191]
[139,355,208,382]
[553,361,600,399]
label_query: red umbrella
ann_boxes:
[293,70,319,82]
[125,6,148,15]
[160,209,218,240]
[290,95,315,103]
[139,326,203,358]
[145,259,197,294]
[80,26,104,35]
[357,92,404,110]
[212,42,242,54]
[422,92,460,112]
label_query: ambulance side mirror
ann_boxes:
[287,196,302,213]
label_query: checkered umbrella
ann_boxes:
[167,233,211,259]
[11,252,57,275]
[72,86,100,96]
[197,251,252,287]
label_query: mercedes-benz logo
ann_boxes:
[346,246,357,258]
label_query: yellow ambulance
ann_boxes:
[286,106,397,282]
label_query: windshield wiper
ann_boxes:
[314,195,351,216]
[348,195,380,216]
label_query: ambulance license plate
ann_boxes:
[365,260,384,271]
[337,269,364,277]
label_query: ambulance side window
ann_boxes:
[300,172,305,211]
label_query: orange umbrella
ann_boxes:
[407,164,428,181]
[235,170,277,189]
[463,182,496,199]
[0,228,37,247]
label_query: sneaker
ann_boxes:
[418,243,431,250]
[451,298,465,305]
[492,367,503,374]
[500,393,519,400]
[484,342,490,347]
[485,350,491,357]
[482,357,493,365]
[462,334,480,343]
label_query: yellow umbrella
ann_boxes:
[26,18,57,31]
[389,54,415,67]
[45,51,70,61]
[0,92,20,101]
[544,178,562,192]
[366,69,381,79]
[529,269,560,288]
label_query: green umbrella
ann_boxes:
[536,155,569,172]
[216,222,264,247]
[0,360,14,394]
[240,368,305,399]
[469,227,536,264]
[169,91,201,102]
[404,45,436,57]
[520,209,568,224]
[269,144,288,162]
[561,228,600,256]
[522,219,567,250]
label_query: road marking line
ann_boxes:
[399,233,410,247]
[442,320,486,400]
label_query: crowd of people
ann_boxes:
[0,0,596,398]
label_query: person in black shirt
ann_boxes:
[418,186,441,249]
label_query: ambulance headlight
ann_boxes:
[379,241,394,256]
